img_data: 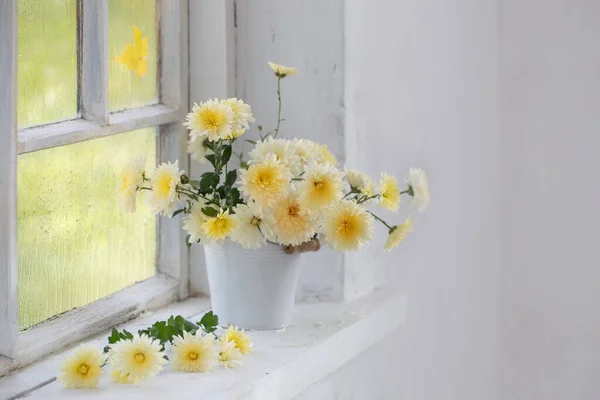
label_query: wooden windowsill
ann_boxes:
[0,290,407,400]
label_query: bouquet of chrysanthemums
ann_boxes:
[118,62,430,254]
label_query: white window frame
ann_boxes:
[0,0,189,376]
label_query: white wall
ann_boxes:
[499,1,600,399]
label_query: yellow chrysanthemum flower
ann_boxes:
[184,99,235,142]
[108,334,167,384]
[322,200,374,251]
[297,163,344,212]
[239,154,291,207]
[316,144,338,166]
[117,156,145,213]
[384,217,414,251]
[202,209,238,241]
[58,345,105,389]
[172,331,218,372]
[222,326,253,355]
[230,202,276,249]
[268,62,297,78]
[406,168,430,212]
[219,339,243,369]
[227,128,247,139]
[116,25,148,77]
[188,137,211,164]
[272,192,317,246]
[183,202,209,244]
[379,173,401,212]
[110,368,134,384]
[221,98,255,130]
[249,137,302,176]
[147,161,181,216]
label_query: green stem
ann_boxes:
[367,211,394,230]
[273,77,283,138]
[357,194,380,205]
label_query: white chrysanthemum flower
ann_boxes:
[297,163,345,212]
[171,331,218,373]
[239,154,291,207]
[183,202,209,244]
[58,345,105,389]
[292,138,323,166]
[249,137,302,176]
[221,98,255,130]
[268,62,297,78]
[222,326,254,355]
[147,161,182,216]
[230,202,276,249]
[219,339,243,369]
[272,191,318,246]
[344,168,372,192]
[384,217,414,251]
[322,200,374,251]
[187,137,211,164]
[117,156,145,213]
[109,334,167,384]
[406,168,430,212]
[184,99,235,142]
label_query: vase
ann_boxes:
[203,240,303,330]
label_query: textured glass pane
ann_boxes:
[17,0,78,128]
[109,0,158,112]
[18,129,157,329]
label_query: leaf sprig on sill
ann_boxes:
[103,310,219,353]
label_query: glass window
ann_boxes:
[17,0,78,128]
[17,128,157,329]
[108,0,158,112]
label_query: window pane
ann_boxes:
[109,0,158,112]
[17,0,78,128]
[18,128,157,329]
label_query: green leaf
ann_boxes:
[205,154,217,168]
[246,140,257,145]
[185,234,193,248]
[200,172,220,192]
[225,170,237,187]
[198,311,219,333]
[171,208,186,218]
[201,207,218,217]
[108,329,121,344]
[122,329,133,340]
[230,188,241,205]
[189,180,201,189]
[222,145,232,165]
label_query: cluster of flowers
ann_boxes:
[58,322,253,389]
[117,62,430,252]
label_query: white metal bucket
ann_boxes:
[203,240,302,330]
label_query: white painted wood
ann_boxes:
[188,0,237,296]
[157,0,190,299]
[0,0,18,360]
[3,274,179,376]
[80,0,109,125]
[7,290,407,400]
[17,104,179,154]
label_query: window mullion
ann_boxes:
[0,0,18,361]
[80,0,109,125]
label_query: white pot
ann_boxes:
[203,240,303,330]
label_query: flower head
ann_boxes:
[384,217,414,251]
[108,333,167,384]
[117,156,145,213]
[268,62,297,78]
[292,138,322,166]
[379,173,401,212]
[183,202,209,244]
[219,339,243,369]
[344,169,373,193]
[116,25,148,77]
[316,144,338,166]
[322,200,374,251]
[147,161,181,216]
[222,98,255,130]
[239,154,291,207]
[272,192,317,246]
[230,202,276,249]
[249,137,302,176]
[222,326,253,355]
[184,99,235,142]
[188,137,211,164]
[172,331,218,372]
[58,345,105,389]
[297,163,344,212]
[406,168,430,212]
[202,209,238,241]
[110,369,134,384]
